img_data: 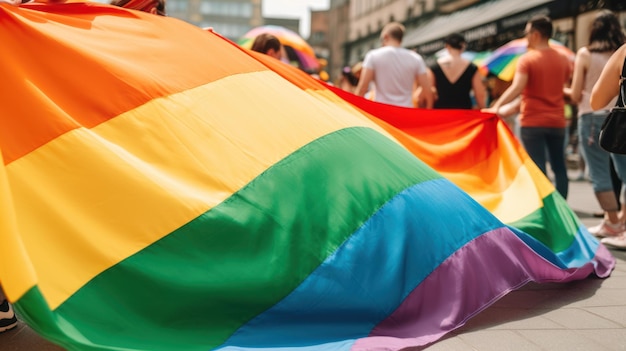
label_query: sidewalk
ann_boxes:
[1,177,624,351]
[426,175,626,351]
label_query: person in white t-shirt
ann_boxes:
[356,22,434,108]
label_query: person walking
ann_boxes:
[483,15,572,199]
[429,32,486,109]
[564,10,626,238]
[355,22,434,108]
[591,43,626,249]
[337,62,363,94]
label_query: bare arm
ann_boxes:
[591,44,626,110]
[415,72,434,109]
[422,68,438,104]
[427,68,436,91]
[472,71,487,109]
[355,68,374,98]
[498,96,521,117]
[482,71,528,115]
[564,47,589,104]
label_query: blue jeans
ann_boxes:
[578,112,626,193]
[521,126,568,199]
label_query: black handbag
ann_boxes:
[599,57,626,154]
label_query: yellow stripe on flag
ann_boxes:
[7,71,386,309]
[0,149,38,303]
[447,160,553,223]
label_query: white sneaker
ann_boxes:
[601,235,626,250]
[588,220,624,238]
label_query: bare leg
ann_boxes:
[597,191,621,224]
[609,158,623,220]
[621,188,626,221]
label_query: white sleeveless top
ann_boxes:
[579,51,618,116]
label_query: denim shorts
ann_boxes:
[578,112,626,192]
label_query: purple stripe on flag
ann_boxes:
[352,227,614,350]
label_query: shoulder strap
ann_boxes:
[619,56,626,107]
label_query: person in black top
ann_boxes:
[429,33,486,109]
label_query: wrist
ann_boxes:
[491,105,501,116]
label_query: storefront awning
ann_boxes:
[403,0,554,50]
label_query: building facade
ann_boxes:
[328,0,351,82]
[309,9,331,70]
[167,0,263,41]
[264,17,300,35]
[345,0,437,65]
[326,0,626,77]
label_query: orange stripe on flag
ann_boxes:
[1,3,266,164]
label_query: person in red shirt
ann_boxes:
[484,15,572,199]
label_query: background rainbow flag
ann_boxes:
[0,3,614,351]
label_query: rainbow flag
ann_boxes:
[0,3,614,351]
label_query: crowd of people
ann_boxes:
[335,14,626,252]
[246,11,626,250]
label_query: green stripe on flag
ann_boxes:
[14,287,90,351]
[507,192,580,252]
[22,127,442,351]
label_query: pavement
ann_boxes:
[1,171,625,351]
[424,171,626,351]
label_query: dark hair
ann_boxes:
[110,0,166,15]
[444,32,466,50]
[528,15,552,39]
[155,0,165,16]
[342,66,359,86]
[588,10,626,52]
[251,33,282,55]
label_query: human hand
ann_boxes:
[481,106,498,115]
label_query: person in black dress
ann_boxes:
[429,33,486,109]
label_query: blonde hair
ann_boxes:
[381,22,405,42]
